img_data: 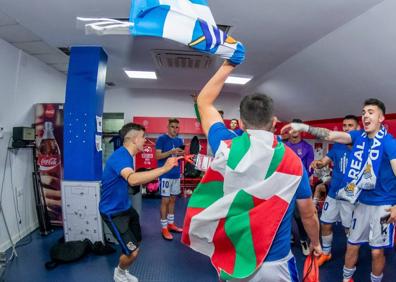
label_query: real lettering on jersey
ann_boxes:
[348,142,364,179]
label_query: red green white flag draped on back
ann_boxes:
[182,130,303,280]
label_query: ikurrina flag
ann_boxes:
[181,130,303,280]
[77,0,245,65]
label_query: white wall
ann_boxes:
[104,88,243,122]
[0,38,66,251]
[0,41,242,251]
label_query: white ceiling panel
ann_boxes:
[0,10,17,26]
[13,40,55,54]
[50,63,68,72]
[0,24,40,43]
[35,53,68,64]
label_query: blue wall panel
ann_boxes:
[64,46,107,181]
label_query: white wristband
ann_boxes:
[291,123,309,132]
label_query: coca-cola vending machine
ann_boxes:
[35,103,64,227]
[135,138,158,170]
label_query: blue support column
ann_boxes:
[63,47,107,181]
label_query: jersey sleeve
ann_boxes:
[385,136,396,161]
[326,145,336,161]
[208,122,237,154]
[296,168,312,199]
[155,135,164,151]
[112,153,134,176]
[306,144,314,176]
[194,102,201,123]
[348,130,362,144]
[177,137,184,148]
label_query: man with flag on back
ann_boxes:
[281,98,396,282]
[181,59,322,281]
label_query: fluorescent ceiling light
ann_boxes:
[124,70,157,79]
[225,76,252,85]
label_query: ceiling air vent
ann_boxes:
[217,24,231,34]
[151,49,213,69]
[58,47,71,56]
[105,82,116,87]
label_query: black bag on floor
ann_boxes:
[45,238,92,270]
[91,241,116,255]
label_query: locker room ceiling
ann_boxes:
[0,0,395,121]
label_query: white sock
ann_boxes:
[343,266,356,281]
[370,272,383,282]
[117,265,126,273]
[321,233,333,254]
[167,214,175,225]
[161,219,168,228]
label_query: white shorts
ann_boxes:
[348,203,395,248]
[320,196,355,228]
[227,252,298,282]
[160,178,180,197]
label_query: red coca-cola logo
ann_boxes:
[45,104,55,118]
[141,153,153,159]
[38,156,60,167]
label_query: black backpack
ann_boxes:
[184,136,201,178]
[45,238,92,270]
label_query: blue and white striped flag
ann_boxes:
[78,0,245,65]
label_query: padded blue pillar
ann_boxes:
[63,47,107,181]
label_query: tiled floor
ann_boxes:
[3,197,396,281]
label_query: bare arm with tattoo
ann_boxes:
[281,123,352,144]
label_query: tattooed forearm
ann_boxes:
[308,126,330,140]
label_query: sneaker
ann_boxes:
[114,267,129,282]
[317,253,332,266]
[162,228,173,240]
[167,223,183,233]
[125,270,139,282]
[343,279,354,282]
[300,240,310,256]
